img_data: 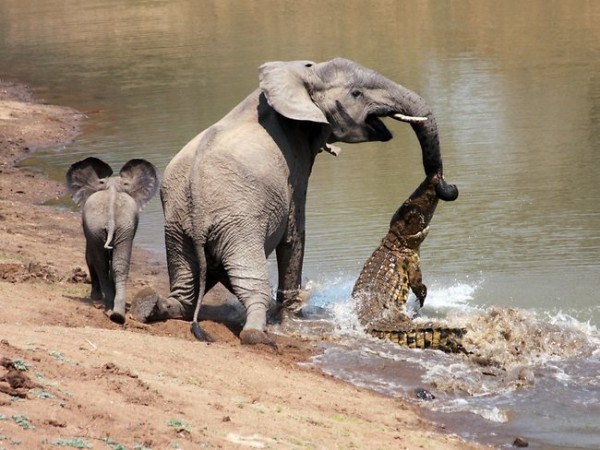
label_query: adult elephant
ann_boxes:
[131,58,458,345]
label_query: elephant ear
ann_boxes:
[259,60,329,125]
[66,157,113,208]
[119,159,159,211]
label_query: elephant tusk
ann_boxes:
[390,113,428,124]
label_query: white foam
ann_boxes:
[476,406,509,423]
[421,278,482,314]
[305,274,482,330]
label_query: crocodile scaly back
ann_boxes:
[352,238,419,330]
[352,174,467,353]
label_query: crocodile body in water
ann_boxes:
[352,174,465,353]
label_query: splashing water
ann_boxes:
[283,273,600,449]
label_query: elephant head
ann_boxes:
[66,157,159,213]
[66,157,159,324]
[259,58,458,201]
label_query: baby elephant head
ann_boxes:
[66,157,159,211]
[66,157,159,325]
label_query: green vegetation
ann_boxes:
[51,437,92,448]
[12,359,31,371]
[167,418,192,433]
[11,414,33,430]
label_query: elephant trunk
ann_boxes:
[389,85,459,202]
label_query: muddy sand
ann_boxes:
[0,81,486,449]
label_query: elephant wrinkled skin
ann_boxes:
[67,157,159,324]
[130,58,458,345]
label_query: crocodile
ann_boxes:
[352,173,466,353]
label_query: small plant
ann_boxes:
[30,389,55,399]
[49,351,65,362]
[12,414,34,430]
[132,445,151,450]
[12,359,31,371]
[102,436,127,450]
[52,437,92,448]
[167,418,191,433]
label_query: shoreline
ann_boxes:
[0,81,486,449]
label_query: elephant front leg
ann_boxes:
[275,228,309,317]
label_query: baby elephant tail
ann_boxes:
[104,186,117,249]
[190,242,214,343]
[369,324,467,353]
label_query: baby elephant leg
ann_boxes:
[109,237,135,324]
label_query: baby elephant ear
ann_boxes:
[119,159,159,210]
[66,157,113,207]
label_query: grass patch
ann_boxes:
[29,389,55,399]
[101,436,128,450]
[52,438,92,448]
[12,414,34,430]
[62,284,89,297]
[12,359,32,371]
[49,350,66,362]
[167,418,192,433]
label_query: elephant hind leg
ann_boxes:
[130,227,198,323]
[130,286,163,322]
[86,244,114,309]
[109,238,134,324]
[87,262,103,301]
[225,247,275,347]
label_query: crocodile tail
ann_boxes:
[369,326,467,354]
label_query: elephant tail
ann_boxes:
[104,186,117,250]
[191,242,214,342]
[369,324,468,354]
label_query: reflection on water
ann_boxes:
[1,1,600,448]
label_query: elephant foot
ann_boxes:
[129,287,164,323]
[191,322,214,342]
[239,329,278,351]
[109,310,126,325]
[271,288,310,323]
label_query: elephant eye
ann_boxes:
[351,90,362,98]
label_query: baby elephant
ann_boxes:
[66,157,159,324]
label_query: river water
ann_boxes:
[2,1,599,448]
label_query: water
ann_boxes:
[2,1,599,448]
